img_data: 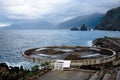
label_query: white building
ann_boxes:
[54,60,71,70]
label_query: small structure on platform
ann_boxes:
[54,60,71,70]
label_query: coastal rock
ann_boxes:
[80,24,88,31]
[71,27,79,31]
[0,63,9,69]
[93,37,120,54]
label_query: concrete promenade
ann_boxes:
[38,70,94,80]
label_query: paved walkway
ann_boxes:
[116,71,120,80]
[103,73,111,80]
[38,70,94,80]
[89,71,100,80]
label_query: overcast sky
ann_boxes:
[0,0,120,23]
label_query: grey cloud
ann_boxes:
[0,0,120,23]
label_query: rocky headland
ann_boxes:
[95,7,120,31]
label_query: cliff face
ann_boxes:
[95,7,120,31]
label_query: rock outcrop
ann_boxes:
[95,7,120,31]
[71,27,79,31]
[80,24,88,31]
[93,37,120,55]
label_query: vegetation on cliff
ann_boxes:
[95,7,120,31]
[0,62,50,80]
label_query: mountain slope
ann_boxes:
[1,21,54,30]
[95,7,120,31]
[57,13,104,29]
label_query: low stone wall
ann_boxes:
[71,55,116,66]
[113,59,120,66]
[22,53,55,64]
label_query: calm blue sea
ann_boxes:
[0,30,120,68]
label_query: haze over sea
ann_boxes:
[0,30,120,68]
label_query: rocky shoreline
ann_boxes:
[93,37,120,56]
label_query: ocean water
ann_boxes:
[0,30,120,67]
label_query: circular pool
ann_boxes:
[23,46,116,65]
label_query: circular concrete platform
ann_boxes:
[23,46,116,65]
